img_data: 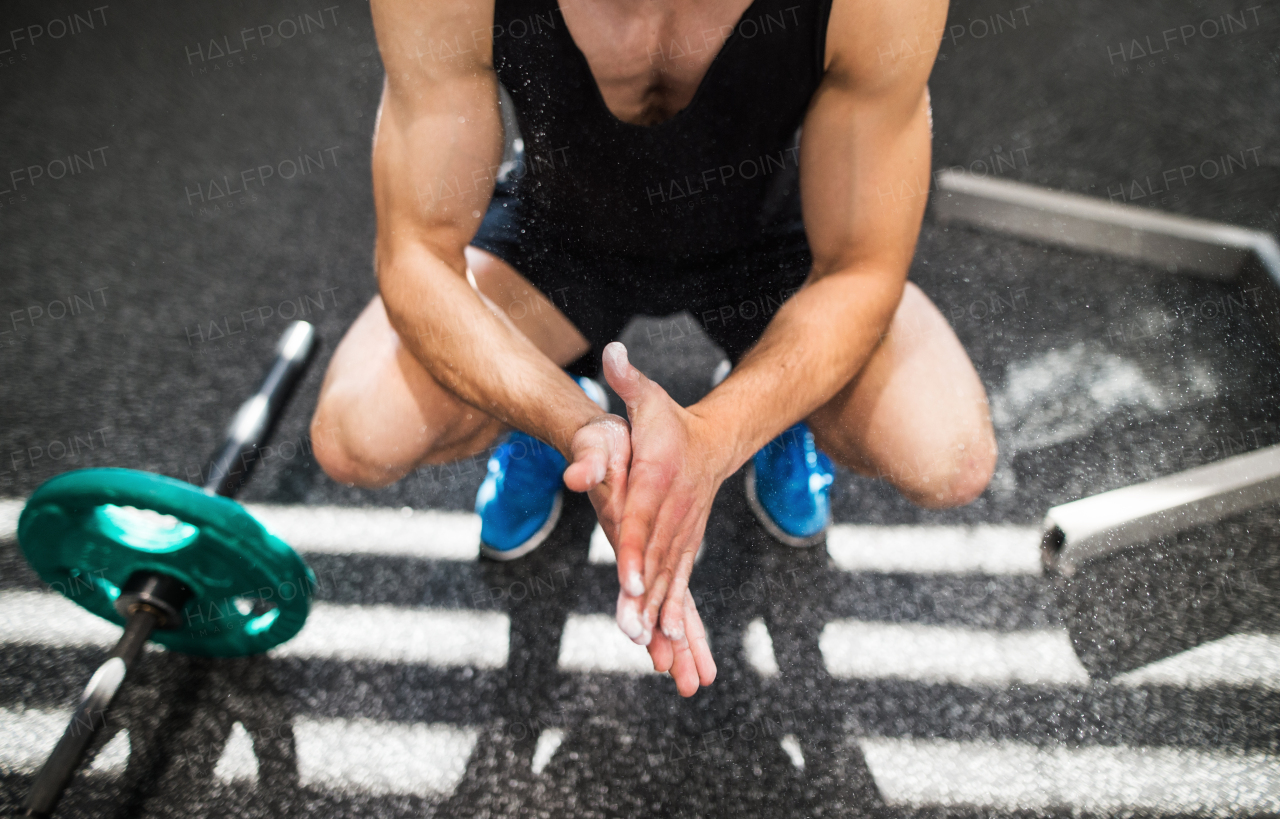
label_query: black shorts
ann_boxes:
[470,184,812,377]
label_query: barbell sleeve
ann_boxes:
[22,609,158,818]
[203,320,316,497]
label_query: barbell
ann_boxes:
[16,320,318,817]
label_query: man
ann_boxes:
[311,0,997,697]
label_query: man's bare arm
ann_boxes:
[370,0,606,458]
[614,0,950,653]
[691,0,947,469]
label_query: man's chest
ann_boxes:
[557,0,757,126]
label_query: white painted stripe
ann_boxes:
[587,524,704,565]
[92,730,131,774]
[531,729,564,775]
[3,592,509,670]
[1,593,510,670]
[826,524,1042,575]
[558,614,658,674]
[0,590,122,648]
[245,504,480,561]
[820,621,1090,686]
[587,525,615,564]
[0,707,128,776]
[1,707,475,798]
[275,604,509,669]
[6,589,1270,692]
[0,498,22,542]
[2,497,481,559]
[9,496,1048,577]
[1,707,68,775]
[214,722,259,784]
[860,737,1280,816]
[1115,633,1280,691]
[780,734,804,770]
[294,717,477,796]
[743,618,779,677]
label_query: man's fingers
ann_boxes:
[563,445,607,493]
[617,469,668,602]
[670,644,700,697]
[565,415,629,494]
[642,500,700,635]
[616,588,650,645]
[657,547,697,642]
[647,629,674,674]
[656,591,713,695]
[661,606,699,696]
[640,566,671,635]
[655,512,705,640]
[602,341,651,412]
[617,511,654,603]
[637,495,687,628]
[684,589,717,687]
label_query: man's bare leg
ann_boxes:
[807,282,998,508]
[311,249,590,488]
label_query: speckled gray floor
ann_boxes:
[1,0,1279,816]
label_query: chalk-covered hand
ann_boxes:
[602,342,721,697]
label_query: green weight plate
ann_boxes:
[17,468,314,657]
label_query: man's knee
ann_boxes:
[937,445,997,507]
[310,403,401,489]
[900,431,997,509]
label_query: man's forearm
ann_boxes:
[379,240,603,456]
[689,266,905,474]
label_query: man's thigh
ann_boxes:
[311,249,596,484]
[807,282,997,508]
[465,247,592,366]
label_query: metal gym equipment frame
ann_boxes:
[931,170,1280,576]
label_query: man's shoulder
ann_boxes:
[824,0,949,93]
[372,0,498,74]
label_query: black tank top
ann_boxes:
[491,0,834,263]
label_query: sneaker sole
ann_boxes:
[479,490,564,561]
[743,462,828,548]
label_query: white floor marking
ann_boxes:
[1,711,477,798]
[1,707,70,775]
[6,589,1270,692]
[780,734,804,770]
[0,498,23,542]
[0,707,128,776]
[743,618,779,677]
[90,729,130,774]
[0,591,122,648]
[859,737,1280,816]
[275,604,509,668]
[213,722,259,784]
[820,621,1091,686]
[1,592,510,670]
[5,491,1274,812]
[587,524,704,565]
[989,340,1218,454]
[531,728,565,775]
[558,614,659,674]
[587,525,614,564]
[2,498,482,560]
[826,524,1043,575]
[294,717,478,796]
[246,504,480,561]
[1114,633,1280,691]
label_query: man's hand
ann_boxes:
[564,413,632,552]
[602,341,722,696]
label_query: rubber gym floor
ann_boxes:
[2,0,1279,816]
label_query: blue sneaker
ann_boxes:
[476,376,608,560]
[744,422,835,547]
